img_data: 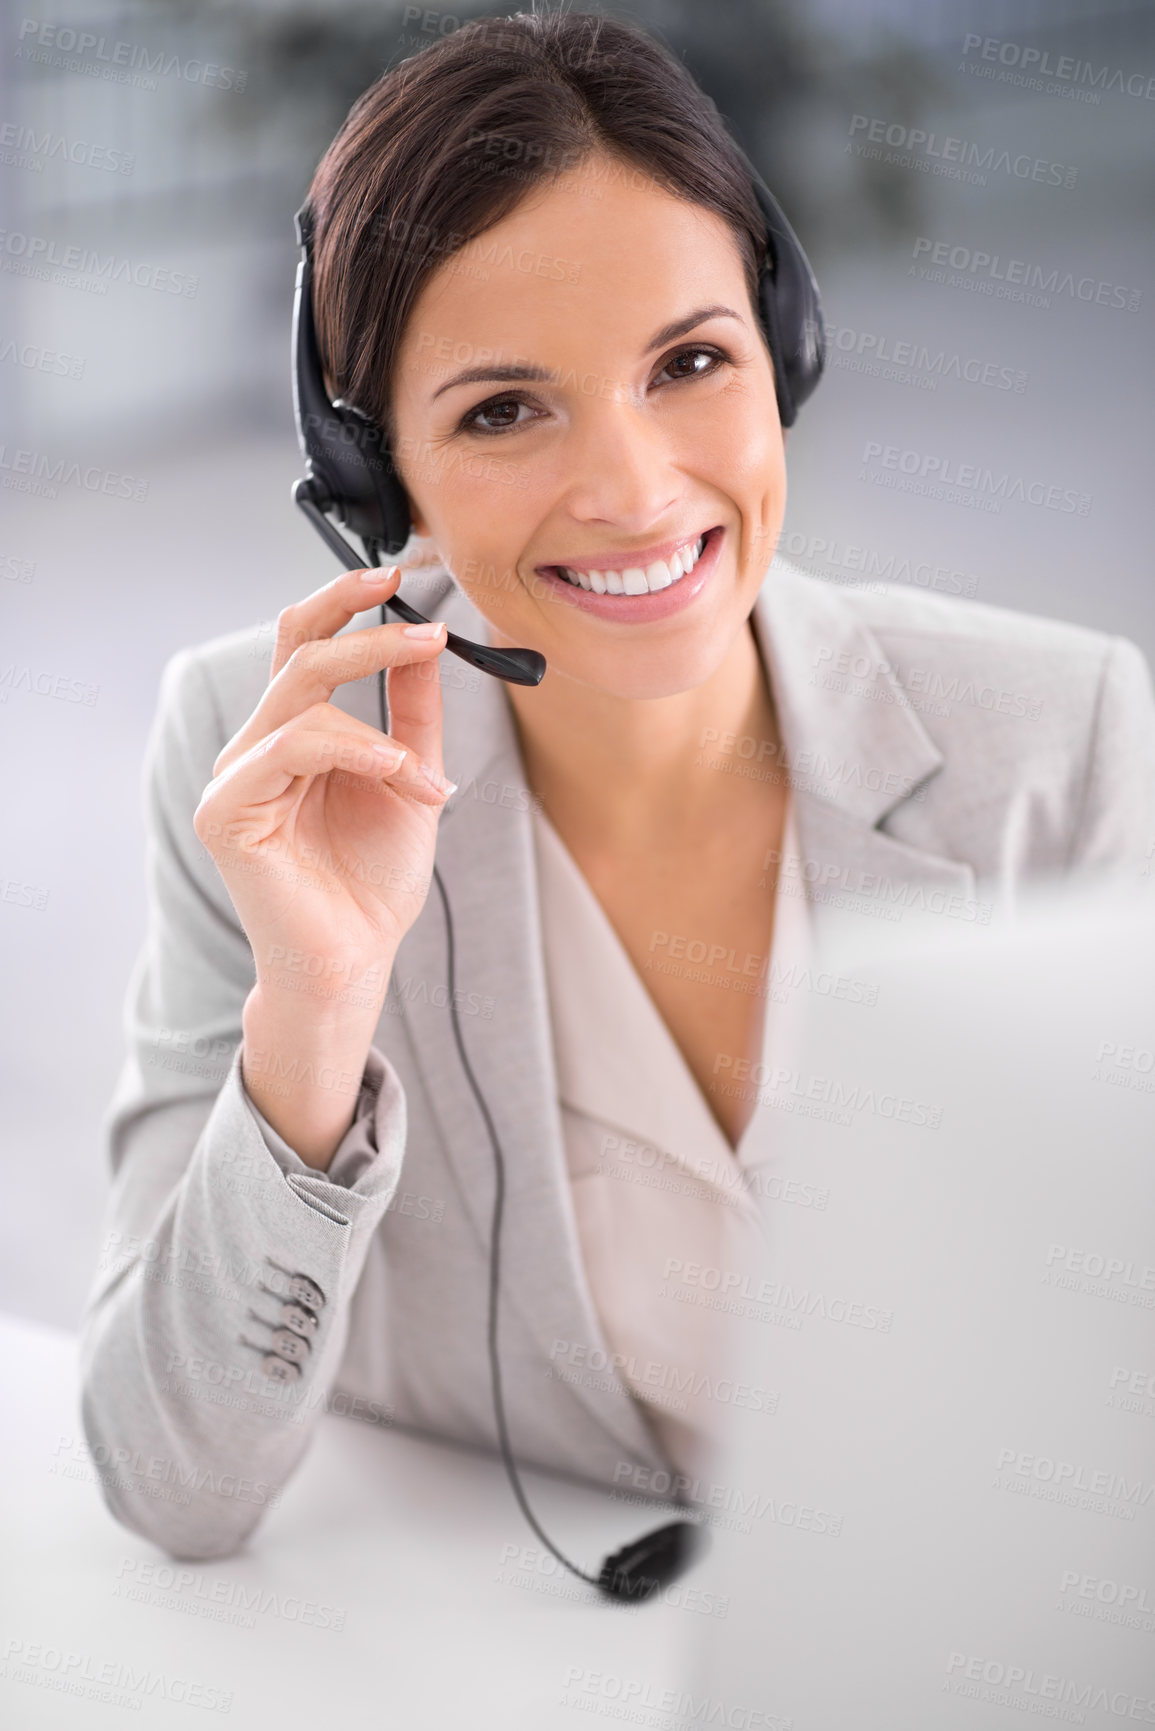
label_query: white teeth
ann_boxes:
[556,533,708,596]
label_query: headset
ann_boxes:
[289,145,825,1602]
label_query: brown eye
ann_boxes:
[460,395,536,434]
[658,345,726,384]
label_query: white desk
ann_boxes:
[0,1313,705,1729]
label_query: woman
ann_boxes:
[82,11,1155,1564]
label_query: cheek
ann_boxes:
[434,449,529,516]
[421,455,534,562]
[706,401,785,571]
[423,464,540,619]
[692,376,783,491]
[392,406,534,545]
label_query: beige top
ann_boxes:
[529,796,813,1480]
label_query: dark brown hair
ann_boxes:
[306,9,768,443]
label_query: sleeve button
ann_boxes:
[287,1275,325,1310]
[280,1302,318,1338]
[262,1355,301,1384]
[269,1328,310,1362]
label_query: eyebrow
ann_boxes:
[428,303,745,400]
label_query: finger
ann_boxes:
[283,702,451,795]
[269,565,403,681]
[196,726,452,856]
[384,645,447,780]
[215,700,397,782]
[220,618,448,773]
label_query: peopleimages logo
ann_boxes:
[992,1445,1152,1524]
[860,440,1091,515]
[0,339,84,379]
[559,1667,787,1728]
[944,1650,1155,1719]
[0,122,134,174]
[961,33,1155,101]
[816,319,1026,393]
[910,236,1141,312]
[0,445,147,503]
[781,531,979,597]
[847,115,1077,189]
[15,19,248,93]
[1,1637,234,1715]
[0,229,197,297]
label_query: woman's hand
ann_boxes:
[195,565,454,978]
[193,565,456,1167]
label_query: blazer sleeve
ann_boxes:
[1066,634,1155,884]
[79,645,409,1561]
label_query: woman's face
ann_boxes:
[391,151,786,701]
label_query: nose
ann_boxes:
[562,396,682,534]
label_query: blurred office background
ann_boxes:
[3,0,1153,1326]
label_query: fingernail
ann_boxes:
[359,566,395,583]
[372,744,407,769]
[418,762,457,796]
[402,621,445,639]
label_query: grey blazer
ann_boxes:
[80,559,1155,1560]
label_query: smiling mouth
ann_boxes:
[548,532,710,596]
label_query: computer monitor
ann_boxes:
[687,884,1155,1730]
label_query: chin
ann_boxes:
[558,630,742,703]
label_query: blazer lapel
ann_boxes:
[752,558,978,935]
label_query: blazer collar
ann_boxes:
[333,556,969,1466]
[751,557,944,827]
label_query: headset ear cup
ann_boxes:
[328,398,412,555]
[292,227,412,557]
[748,170,826,427]
[758,262,796,429]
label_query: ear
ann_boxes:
[399,527,448,571]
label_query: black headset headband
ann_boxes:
[292,151,825,564]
